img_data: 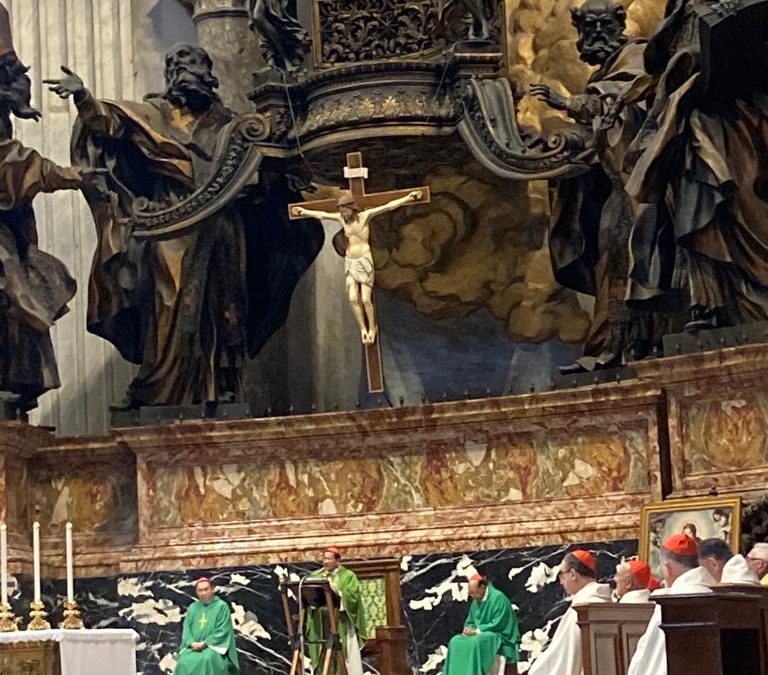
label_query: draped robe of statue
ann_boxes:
[549,39,681,368]
[528,581,612,675]
[444,583,521,675]
[621,0,768,324]
[307,565,367,675]
[71,92,321,406]
[175,595,239,675]
[0,136,79,405]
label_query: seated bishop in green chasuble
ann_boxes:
[444,574,521,675]
[175,578,239,675]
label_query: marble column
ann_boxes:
[178,0,264,112]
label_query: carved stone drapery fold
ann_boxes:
[131,113,270,239]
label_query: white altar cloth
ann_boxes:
[0,628,138,675]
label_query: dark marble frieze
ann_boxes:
[2,540,635,674]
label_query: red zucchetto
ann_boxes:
[663,533,698,556]
[571,549,596,572]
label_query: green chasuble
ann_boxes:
[306,565,368,674]
[174,596,239,675]
[444,584,521,675]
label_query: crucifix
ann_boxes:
[289,152,430,393]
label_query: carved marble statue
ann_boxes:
[46,44,321,408]
[249,0,310,73]
[293,190,421,345]
[0,5,86,413]
[603,0,768,330]
[530,0,665,373]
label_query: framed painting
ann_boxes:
[639,496,742,580]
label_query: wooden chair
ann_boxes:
[346,558,408,675]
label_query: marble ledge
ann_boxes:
[37,519,641,578]
[632,342,768,386]
[666,471,768,498]
[30,494,646,576]
[0,421,55,456]
[102,381,663,453]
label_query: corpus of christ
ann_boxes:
[1,0,768,674]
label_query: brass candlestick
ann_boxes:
[60,600,84,629]
[0,602,17,631]
[27,600,50,630]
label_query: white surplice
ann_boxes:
[627,566,716,675]
[528,581,612,675]
[720,554,761,585]
[619,588,651,603]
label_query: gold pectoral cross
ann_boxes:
[198,612,208,630]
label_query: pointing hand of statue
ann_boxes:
[43,66,85,100]
[529,84,568,111]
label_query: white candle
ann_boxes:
[32,521,41,604]
[1,523,8,605]
[65,523,74,603]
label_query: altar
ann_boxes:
[0,629,138,675]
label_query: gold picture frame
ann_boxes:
[639,496,742,580]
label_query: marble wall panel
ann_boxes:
[0,383,663,575]
[143,423,650,529]
[3,457,30,537]
[682,393,768,473]
[29,444,138,547]
[8,540,636,675]
[634,344,768,498]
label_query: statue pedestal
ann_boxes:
[552,365,637,391]
[663,320,768,356]
[0,393,28,422]
[110,402,251,428]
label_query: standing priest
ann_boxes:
[307,546,368,675]
[444,573,521,675]
[175,578,239,675]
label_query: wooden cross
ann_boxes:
[288,152,430,393]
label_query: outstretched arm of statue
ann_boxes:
[530,84,602,124]
[364,190,421,219]
[529,84,569,111]
[291,206,342,222]
[0,140,83,208]
[565,94,602,125]
[44,66,122,136]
